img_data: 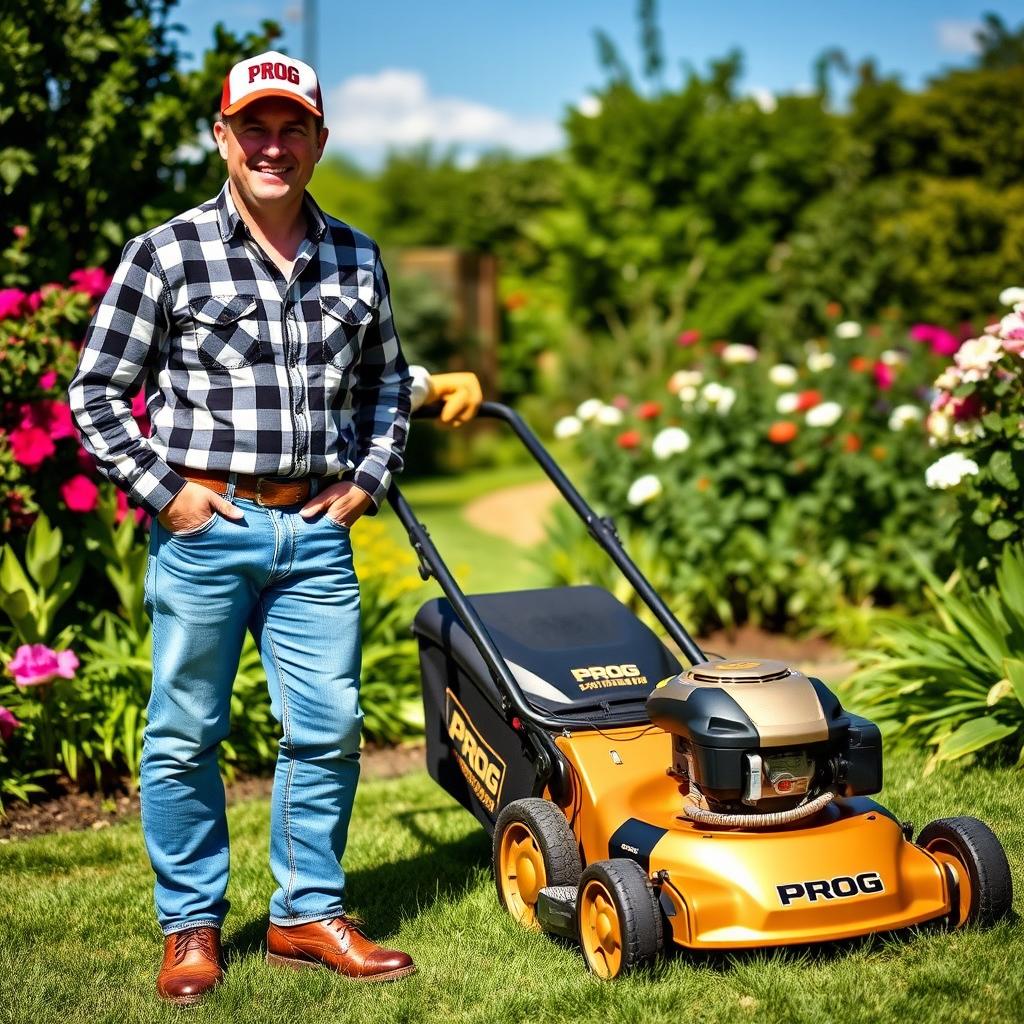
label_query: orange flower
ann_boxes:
[503,291,528,311]
[871,445,887,461]
[768,421,798,444]
[696,476,711,492]
[843,433,862,453]
[825,301,842,319]
[795,389,822,411]
[637,401,663,420]
[616,430,642,450]
[849,355,870,373]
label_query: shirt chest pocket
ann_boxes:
[189,294,265,371]
[322,294,374,371]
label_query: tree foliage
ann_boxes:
[0,0,279,285]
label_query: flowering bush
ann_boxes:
[547,310,960,636]
[923,289,1024,578]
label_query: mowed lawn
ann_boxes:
[2,747,1022,1024]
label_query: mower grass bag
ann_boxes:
[391,403,1013,980]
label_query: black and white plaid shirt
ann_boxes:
[69,183,412,517]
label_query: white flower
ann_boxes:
[553,415,583,440]
[702,381,724,403]
[934,367,961,391]
[668,369,703,392]
[998,286,1024,306]
[716,386,737,414]
[806,401,842,428]
[954,334,1003,382]
[776,392,800,414]
[998,311,1024,338]
[576,398,603,421]
[652,427,691,460]
[627,474,663,506]
[595,404,624,426]
[806,351,836,372]
[888,404,922,431]
[925,452,980,490]
[836,321,862,339]
[926,410,952,442]
[721,343,758,364]
[768,364,798,387]
[880,349,906,366]
[952,420,985,443]
[678,385,699,404]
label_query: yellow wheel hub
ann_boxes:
[579,879,623,979]
[926,839,974,927]
[499,822,547,928]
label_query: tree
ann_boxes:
[0,0,279,285]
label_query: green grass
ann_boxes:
[380,461,564,595]
[2,747,1022,1024]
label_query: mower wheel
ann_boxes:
[918,816,1013,927]
[576,859,663,979]
[494,798,582,930]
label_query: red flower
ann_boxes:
[503,291,527,311]
[0,705,21,742]
[60,474,99,513]
[873,362,894,390]
[0,289,27,320]
[9,426,56,468]
[795,390,822,411]
[617,430,642,450]
[676,329,701,347]
[843,433,862,453]
[825,301,842,319]
[69,267,113,299]
[637,401,662,420]
[768,421,798,444]
[849,356,870,373]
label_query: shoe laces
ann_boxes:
[325,913,365,938]
[173,928,218,964]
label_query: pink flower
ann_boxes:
[676,329,701,347]
[19,399,75,440]
[76,444,96,473]
[8,644,79,688]
[12,225,28,240]
[611,394,631,410]
[9,426,56,468]
[0,705,20,742]
[69,267,112,299]
[910,324,960,357]
[115,489,146,525]
[26,291,42,312]
[39,370,58,390]
[0,288,26,320]
[61,474,99,513]
[873,361,894,390]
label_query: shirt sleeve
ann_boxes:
[350,248,413,512]
[67,236,187,517]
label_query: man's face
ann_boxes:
[213,97,328,207]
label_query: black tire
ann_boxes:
[493,798,582,928]
[918,816,1013,927]
[576,859,663,979]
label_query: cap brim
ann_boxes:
[222,88,322,119]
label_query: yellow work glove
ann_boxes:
[426,372,483,427]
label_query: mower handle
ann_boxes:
[387,401,705,735]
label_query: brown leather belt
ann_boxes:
[176,467,312,507]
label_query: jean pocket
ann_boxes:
[167,511,219,539]
[190,293,265,370]
[321,511,351,532]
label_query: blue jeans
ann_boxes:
[140,486,362,934]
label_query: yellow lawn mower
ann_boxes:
[386,403,1013,978]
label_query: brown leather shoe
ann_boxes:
[266,916,416,982]
[156,926,224,1006]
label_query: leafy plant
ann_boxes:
[842,544,1024,770]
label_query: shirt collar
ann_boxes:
[217,181,328,244]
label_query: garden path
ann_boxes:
[462,479,559,547]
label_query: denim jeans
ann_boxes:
[140,485,362,934]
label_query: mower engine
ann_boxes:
[646,659,882,824]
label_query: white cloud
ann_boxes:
[936,19,982,56]
[325,69,562,166]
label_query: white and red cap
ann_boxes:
[220,50,323,119]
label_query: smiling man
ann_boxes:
[68,50,480,1007]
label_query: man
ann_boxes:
[69,51,481,1006]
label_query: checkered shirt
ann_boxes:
[68,183,412,516]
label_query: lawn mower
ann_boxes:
[386,403,1013,979]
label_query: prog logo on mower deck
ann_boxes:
[445,689,506,814]
[777,872,885,907]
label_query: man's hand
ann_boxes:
[158,481,244,533]
[426,372,483,427]
[299,480,372,528]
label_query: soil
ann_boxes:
[0,743,425,843]
[463,480,559,547]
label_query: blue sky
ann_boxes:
[175,1,1023,166]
